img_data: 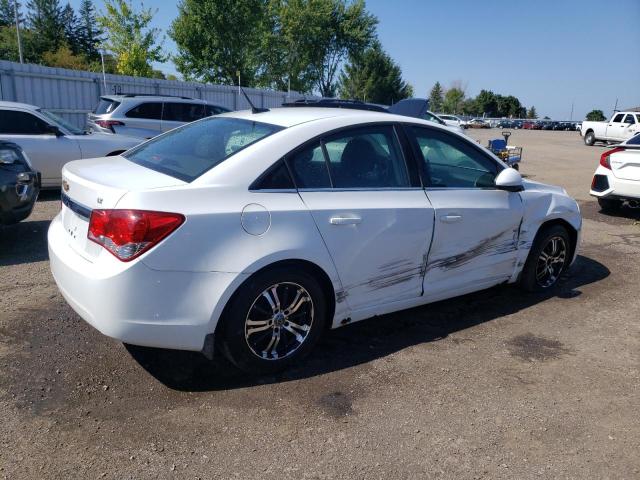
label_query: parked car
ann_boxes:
[512,120,524,129]
[0,141,40,225]
[437,114,468,129]
[532,121,543,130]
[87,94,231,139]
[581,111,640,146]
[542,122,557,130]
[0,101,141,188]
[496,119,514,129]
[387,99,466,135]
[590,133,640,210]
[49,106,582,374]
[467,118,491,128]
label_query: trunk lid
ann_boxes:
[60,156,185,261]
[610,148,640,181]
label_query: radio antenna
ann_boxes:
[240,87,269,114]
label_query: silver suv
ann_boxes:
[87,94,231,139]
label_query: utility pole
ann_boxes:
[570,101,574,121]
[100,49,107,92]
[14,0,23,64]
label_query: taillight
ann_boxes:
[600,147,624,169]
[88,209,185,261]
[95,120,125,132]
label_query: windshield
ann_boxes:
[423,111,446,125]
[39,109,85,135]
[124,117,283,182]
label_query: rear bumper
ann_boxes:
[48,214,243,351]
[590,166,640,200]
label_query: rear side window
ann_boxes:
[287,143,332,188]
[124,117,282,182]
[94,98,120,115]
[163,102,206,122]
[126,102,163,120]
[0,110,50,134]
[252,160,295,190]
[623,114,635,124]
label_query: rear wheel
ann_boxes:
[520,225,571,292]
[584,131,595,146]
[219,267,327,374]
[597,197,622,211]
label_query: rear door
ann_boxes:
[123,102,163,138]
[289,124,434,311]
[161,102,206,132]
[406,125,524,298]
[620,114,639,141]
[0,109,81,187]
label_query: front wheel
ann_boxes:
[520,225,571,292]
[584,131,596,146]
[219,268,327,374]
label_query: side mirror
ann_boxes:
[495,168,524,192]
[44,124,63,137]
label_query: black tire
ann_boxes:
[597,197,622,211]
[520,225,571,293]
[512,163,520,171]
[584,131,596,146]
[218,267,327,374]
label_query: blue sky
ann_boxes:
[66,0,639,119]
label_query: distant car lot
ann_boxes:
[1,128,639,478]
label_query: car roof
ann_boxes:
[0,100,39,111]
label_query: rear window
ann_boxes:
[124,117,283,182]
[95,98,120,115]
[627,133,640,145]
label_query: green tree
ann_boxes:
[27,0,64,54]
[170,0,267,85]
[77,0,102,60]
[61,3,80,53]
[97,0,166,77]
[474,89,498,116]
[309,0,377,97]
[0,24,39,62]
[586,109,606,121]
[527,106,538,119]
[442,87,465,114]
[428,81,444,112]
[338,41,412,104]
[0,0,20,27]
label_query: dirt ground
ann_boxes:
[1,129,639,479]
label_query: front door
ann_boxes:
[406,125,524,298]
[289,124,435,311]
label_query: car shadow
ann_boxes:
[0,219,51,267]
[126,254,610,392]
[599,204,640,221]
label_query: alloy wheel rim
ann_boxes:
[535,236,567,288]
[244,282,314,361]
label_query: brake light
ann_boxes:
[600,147,624,169]
[95,120,125,131]
[88,209,185,261]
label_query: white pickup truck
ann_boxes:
[581,111,639,146]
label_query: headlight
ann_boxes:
[0,148,21,164]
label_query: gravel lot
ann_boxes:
[1,130,639,479]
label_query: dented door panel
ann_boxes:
[423,189,524,297]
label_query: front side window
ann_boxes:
[323,125,410,188]
[410,126,498,189]
[612,113,625,123]
[0,110,50,134]
[39,109,84,134]
[124,117,282,182]
[162,102,206,122]
[125,102,163,120]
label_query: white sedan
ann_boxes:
[48,107,582,374]
[590,133,640,209]
[0,101,142,188]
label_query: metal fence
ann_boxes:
[0,60,310,128]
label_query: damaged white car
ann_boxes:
[48,106,582,374]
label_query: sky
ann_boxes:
[65,0,640,120]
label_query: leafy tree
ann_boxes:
[41,43,87,68]
[27,0,64,53]
[527,106,538,119]
[586,109,606,121]
[170,0,267,85]
[442,87,465,114]
[0,24,39,62]
[474,89,498,116]
[0,0,20,27]
[309,0,377,97]
[97,0,166,77]
[338,41,412,105]
[77,0,102,60]
[259,0,328,93]
[543,115,550,120]
[61,2,80,53]
[428,81,444,112]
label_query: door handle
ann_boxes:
[330,215,362,225]
[440,214,463,223]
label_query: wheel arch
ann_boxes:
[531,218,579,263]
